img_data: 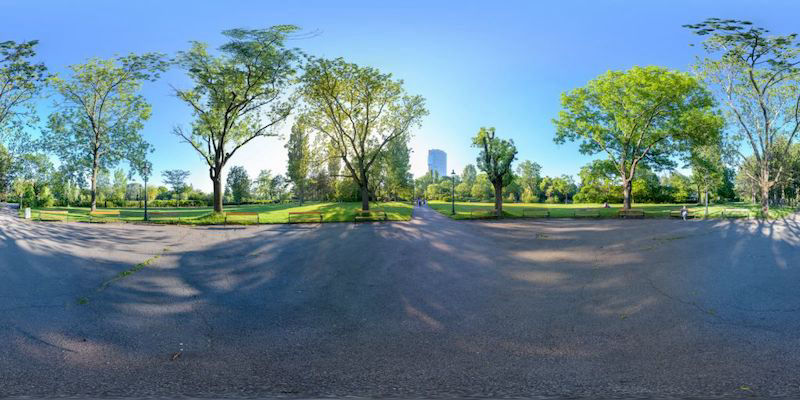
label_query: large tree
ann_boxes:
[689,139,725,217]
[553,66,721,210]
[685,19,800,215]
[254,169,273,200]
[226,165,251,204]
[575,159,621,203]
[383,133,412,200]
[298,57,427,210]
[286,119,311,204]
[173,26,300,213]
[0,40,47,153]
[516,160,542,202]
[161,169,191,193]
[472,127,517,216]
[461,164,477,186]
[111,168,127,204]
[43,54,166,211]
[0,143,11,201]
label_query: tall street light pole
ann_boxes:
[142,163,151,222]
[451,169,456,215]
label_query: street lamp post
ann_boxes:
[451,169,456,215]
[142,165,150,222]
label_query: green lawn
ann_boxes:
[427,200,798,220]
[21,201,412,225]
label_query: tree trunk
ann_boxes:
[212,174,223,213]
[760,167,770,216]
[705,189,709,218]
[360,186,370,210]
[90,165,98,212]
[494,181,503,218]
[622,179,632,210]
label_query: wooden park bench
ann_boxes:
[288,211,323,223]
[148,211,185,224]
[522,208,550,218]
[618,209,645,219]
[224,211,260,224]
[38,210,69,221]
[89,210,120,222]
[669,209,695,219]
[469,209,498,219]
[573,208,600,218]
[722,208,750,218]
[354,209,387,223]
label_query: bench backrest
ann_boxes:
[90,210,120,215]
[149,212,182,217]
[289,211,322,215]
[40,210,69,214]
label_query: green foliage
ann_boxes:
[286,119,311,203]
[112,169,127,203]
[470,174,493,200]
[0,143,10,199]
[574,159,619,203]
[686,19,800,213]
[161,169,190,193]
[472,127,517,214]
[664,172,693,203]
[554,65,719,208]
[472,127,517,188]
[173,26,300,212]
[13,179,35,207]
[383,134,413,200]
[125,183,143,201]
[42,53,166,210]
[226,166,251,204]
[455,182,471,200]
[631,167,662,203]
[426,183,442,200]
[516,160,542,202]
[461,164,477,186]
[335,178,360,202]
[37,185,55,207]
[299,57,427,209]
[0,40,47,154]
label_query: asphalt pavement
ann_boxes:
[2,203,800,398]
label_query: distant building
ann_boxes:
[427,149,447,178]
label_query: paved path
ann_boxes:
[2,204,800,397]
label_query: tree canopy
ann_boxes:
[298,57,427,210]
[686,18,800,214]
[42,53,167,210]
[554,66,721,209]
[226,165,251,204]
[472,127,517,216]
[173,26,300,212]
[162,169,191,193]
[0,40,47,153]
[286,118,311,204]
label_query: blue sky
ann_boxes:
[3,0,799,190]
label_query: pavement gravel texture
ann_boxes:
[2,203,800,398]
